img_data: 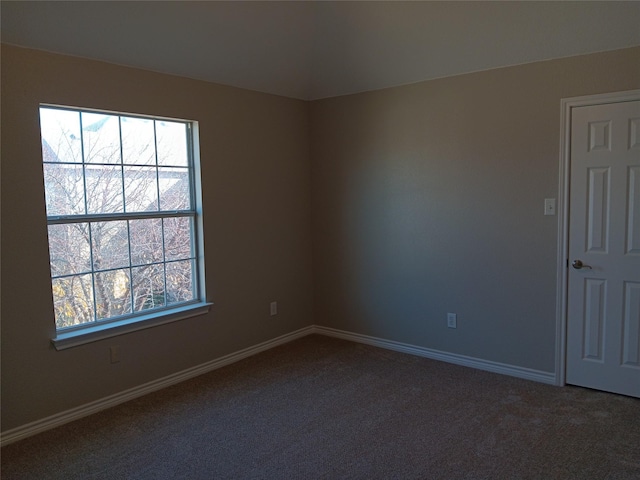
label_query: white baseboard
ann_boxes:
[313,326,557,385]
[0,326,314,447]
[1,324,555,447]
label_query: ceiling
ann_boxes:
[2,1,639,100]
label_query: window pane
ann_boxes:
[166,260,194,305]
[43,163,86,216]
[85,165,124,214]
[48,223,91,276]
[130,218,163,265]
[159,167,190,210]
[132,264,165,311]
[81,113,121,164]
[91,221,129,270]
[40,108,82,163]
[156,121,188,166]
[124,166,158,212]
[52,275,94,328]
[95,269,131,320]
[121,117,156,165]
[41,106,201,331]
[164,217,194,261]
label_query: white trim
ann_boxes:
[556,89,640,387]
[2,323,561,446]
[314,326,556,385]
[52,302,214,350]
[1,326,314,447]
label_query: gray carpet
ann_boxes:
[2,335,639,479]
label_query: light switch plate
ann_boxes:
[544,198,556,216]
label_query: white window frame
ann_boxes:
[40,105,211,350]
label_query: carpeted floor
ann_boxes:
[2,334,639,479]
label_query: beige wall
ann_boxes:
[2,44,639,434]
[310,47,640,372]
[1,45,313,431]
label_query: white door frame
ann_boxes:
[555,89,640,387]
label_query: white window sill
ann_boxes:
[51,302,213,350]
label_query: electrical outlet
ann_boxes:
[270,301,277,316]
[447,313,457,329]
[544,198,556,216]
[110,346,120,364]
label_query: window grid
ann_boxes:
[126,218,134,312]
[78,111,100,322]
[41,105,201,332]
[118,116,126,214]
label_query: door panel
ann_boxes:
[628,166,640,254]
[586,167,609,252]
[582,278,606,361]
[622,281,640,366]
[566,99,640,398]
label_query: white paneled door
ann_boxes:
[566,98,640,398]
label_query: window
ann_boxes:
[40,106,208,348]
